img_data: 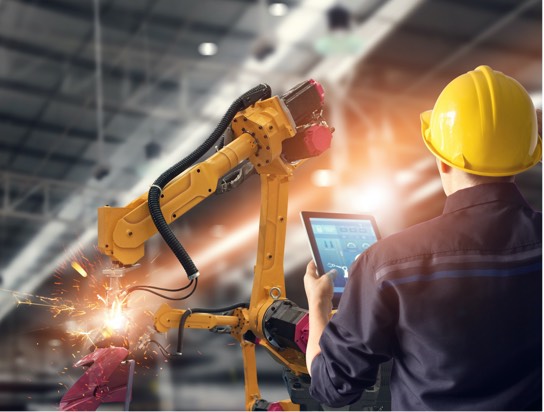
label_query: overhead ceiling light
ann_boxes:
[198,42,218,56]
[269,2,289,17]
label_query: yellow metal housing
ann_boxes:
[98,133,256,264]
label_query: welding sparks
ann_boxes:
[71,261,88,277]
[97,294,107,306]
[16,300,77,317]
[0,288,78,317]
[68,329,98,347]
[5,249,140,361]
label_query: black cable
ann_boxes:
[175,302,250,355]
[127,278,198,301]
[148,340,172,358]
[125,281,193,294]
[148,84,272,280]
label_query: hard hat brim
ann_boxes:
[420,110,542,176]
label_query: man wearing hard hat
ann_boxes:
[304,66,542,410]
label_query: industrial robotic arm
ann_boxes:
[65,80,334,411]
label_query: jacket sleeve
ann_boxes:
[309,252,397,407]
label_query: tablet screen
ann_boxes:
[301,212,381,295]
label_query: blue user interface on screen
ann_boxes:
[310,217,378,294]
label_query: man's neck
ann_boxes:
[447,171,515,196]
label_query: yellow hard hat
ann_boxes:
[420,65,541,176]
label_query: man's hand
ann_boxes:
[304,260,336,314]
[304,260,337,375]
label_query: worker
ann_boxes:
[304,65,542,411]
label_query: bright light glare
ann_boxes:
[105,299,127,331]
[198,42,218,56]
[269,2,289,16]
[357,183,393,212]
[311,169,337,187]
[106,313,127,331]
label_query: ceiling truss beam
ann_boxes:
[0,112,123,144]
[0,171,115,226]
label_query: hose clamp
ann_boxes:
[150,184,163,196]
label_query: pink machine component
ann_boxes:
[301,124,332,157]
[293,312,309,353]
[281,123,333,162]
[262,300,310,354]
[267,401,285,411]
[308,79,325,105]
[279,79,333,162]
[60,347,135,411]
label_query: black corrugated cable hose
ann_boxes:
[148,84,272,280]
[175,302,250,355]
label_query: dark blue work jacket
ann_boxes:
[310,182,542,411]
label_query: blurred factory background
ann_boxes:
[0,0,541,410]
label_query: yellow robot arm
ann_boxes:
[98,95,296,266]
[97,79,332,411]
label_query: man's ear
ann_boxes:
[438,160,450,174]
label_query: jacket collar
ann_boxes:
[443,182,532,214]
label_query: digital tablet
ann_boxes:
[300,211,381,296]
